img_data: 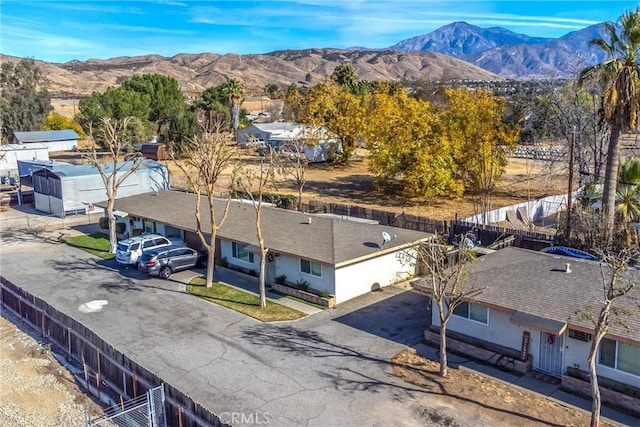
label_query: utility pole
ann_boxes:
[565,128,576,240]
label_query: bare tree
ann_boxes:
[232,148,277,308]
[574,248,639,427]
[86,117,143,253]
[546,81,608,186]
[411,236,482,377]
[173,111,236,288]
[278,139,309,211]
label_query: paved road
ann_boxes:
[0,228,494,427]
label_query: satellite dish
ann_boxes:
[382,231,392,244]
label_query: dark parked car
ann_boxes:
[138,245,207,278]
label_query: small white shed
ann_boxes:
[12,130,79,152]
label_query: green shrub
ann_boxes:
[230,191,296,210]
[296,279,309,291]
[115,223,126,234]
[99,217,109,229]
[321,290,330,298]
[221,257,228,268]
[275,274,287,285]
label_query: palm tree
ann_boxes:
[616,157,640,222]
[331,65,357,89]
[223,78,244,137]
[578,7,640,243]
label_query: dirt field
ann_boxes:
[392,349,611,427]
[51,99,80,118]
[165,150,567,221]
[0,315,105,426]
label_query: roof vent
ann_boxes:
[307,217,312,224]
[565,263,571,273]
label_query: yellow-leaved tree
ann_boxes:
[442,88,519,223]
[365,88,462,198]
[288,81,366,163]
[43,112,87,139]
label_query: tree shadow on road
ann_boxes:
[241,324,566,426]
[47,257,189,295]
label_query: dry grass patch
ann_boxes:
[391,349,613,427]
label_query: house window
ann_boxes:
[599,338,640,376]
[568,329,592,342]
[232,242,254,263]
[300,259,321,277]
[452,301,488,324]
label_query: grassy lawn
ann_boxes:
[64,233,115,259]
[187,277,306,322]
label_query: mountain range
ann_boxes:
[391,21,613,79]
[1,21,614,97]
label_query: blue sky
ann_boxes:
[1,1,637,63]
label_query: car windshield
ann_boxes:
[139,253,155,262]
[117,243,129,252]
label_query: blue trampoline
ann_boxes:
[540,246,598,260]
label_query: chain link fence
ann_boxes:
[84,385,166,427]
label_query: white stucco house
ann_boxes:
[12,130,79,152]
[99,190,432,304]
[236,122,339,163]
[417,246,640,411]
[33,159,169,217]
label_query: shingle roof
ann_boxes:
[464,247,640,341]
[99,190,433,266]
[13,130,79,143]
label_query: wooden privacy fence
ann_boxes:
[450,221,555,251]
[300,200,447,234]
[298,200,555,251]
[0,277,225,427]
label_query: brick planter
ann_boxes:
[270,283,335,308]
[562,371,640,417]
[424,329,532,374]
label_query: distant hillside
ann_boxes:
[0,48,500,98]
[390,22,616,79]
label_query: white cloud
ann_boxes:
[2,24,107,62]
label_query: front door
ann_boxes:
[265,256,277,284]
[538,332,564,376]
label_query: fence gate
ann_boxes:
[85,384,166,427]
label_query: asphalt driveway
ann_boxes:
[0,230,488,427]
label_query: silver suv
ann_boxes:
[138,245,207,278]
[115,234,172,265]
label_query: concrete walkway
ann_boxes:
[415,342,639,427]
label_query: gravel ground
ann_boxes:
[0,315,105,427]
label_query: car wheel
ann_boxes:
[159,266,172,279]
